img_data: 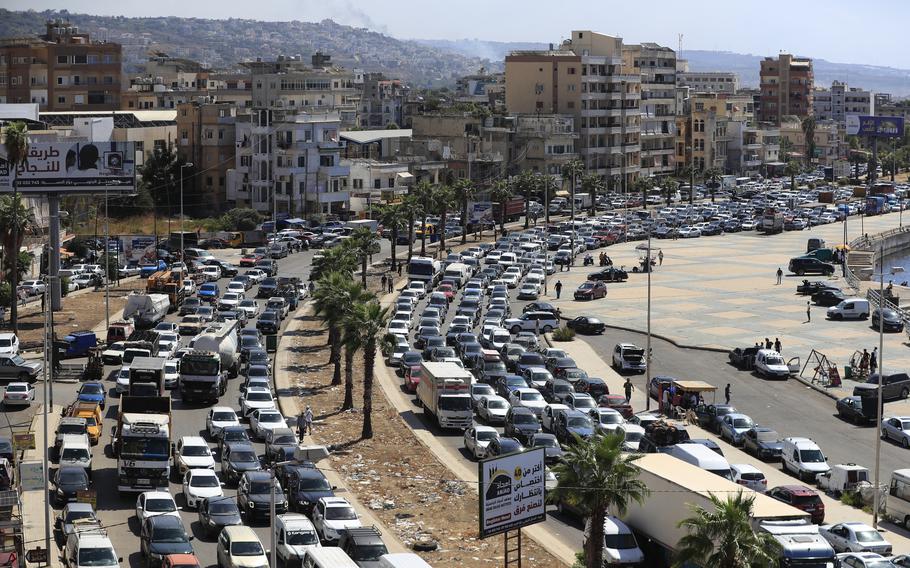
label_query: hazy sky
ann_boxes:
[8,0,910,68]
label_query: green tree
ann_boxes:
[703,168,723,202]
[219,208,262,231]
[411,181,434,257]
[537,174,560,224]
[801,116,817,168]
[310,242,357,282]
[139,145,191,216]
[2,121,29,331]
[400,194,420,263]
[312,272,352,386]
[784,160,801,191]
[677,164,698,204]
[511,171,538,229]
[451,178,476,244]
[489,179,514,235]
[632,177,653,210]
[581,173,605,216]
[339,282,373,411]
[348,228,380,289]
[662,177,679,207]
[674,492,781,568]
[375,202,408,273]
[344,299,390,439]
[549,433,649,568]
[562,159,585,218]
[431,185,456,259]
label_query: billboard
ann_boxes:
[846,115,905,138]
[478,448,546,538]
[0,141,136,192]
[469,201,494,225]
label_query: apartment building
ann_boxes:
[681,93,754,172]
[726,122,781,175]
[780,116,843,166]
[623,43,677,177]
[512,114,579,177]
[409,112,509,183]
[759,53,814,123]
[122,54,212,110]
[359,73,409,129]
[455,71,505,106]
[0,20,121,111]
[812,81,875,125]
[677,71,739,95]
[505,30,641,187]
[176,100,237,213]
[227,109,350,217]
[347,159,412,215]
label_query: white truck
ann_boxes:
[623,454,810,565]
[123,293,170,328]
[111,396,172,493]
[192,321,240,378]
[416,362,473,430]
[442,262,471,289]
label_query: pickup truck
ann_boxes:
[0,354,42,382]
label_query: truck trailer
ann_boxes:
[416,362,473,430]
[123,293,170,328]
[128,356,167,397]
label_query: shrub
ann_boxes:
[0,282,10,308]
[551,326,576,342]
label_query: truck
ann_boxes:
[816,463,870,497]
[215,230,266,247]
[493,197,525,224]
[146,269,185,312]
[112,396,172,493]
[573,192,593,210]
[756,520,836,567]
[866,195,887,216]
[123,293,170,328]
[128,356,167,397]
[192,321,239,378]
[416,362,473,430]
[178,351,225,403]
[760,207,784,235]
[106,321,135,344]
[121,330,160,365]
[407,256,442,286]
[442,262,471,289]
[623,453,809,566]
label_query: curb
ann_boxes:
[556,312,729,354]
[792,374,841,401]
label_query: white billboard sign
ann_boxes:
[478,447,546,538]
[0,141,136,192]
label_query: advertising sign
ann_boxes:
[846,115,905,138]
[12,433,34,451]
[469,201,494,225]
[0,141,136,192]
[478,448,546,538]
[18,461,44,491]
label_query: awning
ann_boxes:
[671,380,717,393]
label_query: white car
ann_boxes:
[182,468,224,509]
[677,226,701,238]
[206,407,240,439]
[218,292,243,310]
[183,279,197,295]
[115,366,131,394]
[881,416,910,447]
[463,425,499,460]
[174,436,215,475]
[406,281,427,299]
[590,407,625,434]
[275,513,321,565]
[201,265,221,282]
[0,333,20,355]
[154,322,179,334]
[250,408,286,440]
[541,403,570,432]
[163,360,179,390]
[620,424,646,452]
[509,388,547,416]
[101,341,126,365]
[517,282,540,300]
[226,282,245,295]
[477,395,511,424]
[237,299,260,319]
[387,320,410,337]
[311,497,362,544]
[584,516,644,566]
[524,367,552,390]
[135,491,180,523]
[244,269,266,283]
[820,522,892,555]
[470,383,496,410]
[730,463,767,492]
[3,382,35,407]
[239,386,276,417]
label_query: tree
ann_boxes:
[662,177,679,207]
[489,179,514,235]
[677,164,698,204]
[674,492,781,568]
[312,272,356,387]
[511,171,537,229]
[549,433,649,568]
[219,208,262,231]
[581,173,605,216]
[400,194,420,263]
[451,178,476,244]
[344,299,390,439]
[779,137,793,164]
[703,168,723,203]
[349,228,380,289]
[310,242,357,282]
[784,160,801,191]
[2,121,29,331]
[411,181,434,257]
[431,185,456,259]
[562,159,585,218]
[801,116,817,168]
[632,177,653,210]
[139,145,189,216]
[375,203,408,273]
[537,174,560,224]
[339,282,372,411]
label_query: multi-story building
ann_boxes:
[346,159,412,215]
[227,109,350,217]
[176,100,237,213]
[726,122,781,175]
[813,81,875,125]
[683,92,754,172]
[511,114,579,177]
[780,116,844,166]
[624,43,677,177]
[455,71,505,107]
[359,73,409,129]
[0,20,121,111]
[759,53,814,124]
[122,54,212,110]
[505,31,641,187]
[409,112,508,183]
[676,71,739,95]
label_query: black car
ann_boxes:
[797,280,839,295]
[53,466,91,506]
[486,436,525,457]
[494,375,530,399]
[835,396,873,424]
[522,302,561,317]
[264,428,298,464]
[446,324,472,346]
[504,407,542,444]
[257,277,279,298]
[855,372,910,402]
[218,425,251,455]
[256,310,280,335]
[587,267,628,282]
[237,471,287,521]
[554,409,595,445]
[566,316,606,335]
[205,258,238,278]
[812,289,848,307]
[700,222,723,236]
[694,404,737,433]
[397,351,423,377]
[0,436,13,462]
[872,308,904,332]
[543,378,575,404]
[239,335,264,362]
[245,349,272,372]
[282,465,336,515]
[140,514,194,567]
[574,376,609,399]
[197,496,242,538]
[728,346,759,370]
[515,352,547,374]
[742,426,784,460]
[528,433,564,464]
[221,442,262,485]
[789,257,835,276]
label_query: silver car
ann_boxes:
[881,416,910,448]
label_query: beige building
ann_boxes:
[780,116,843,166]
[176,100,237,213]
[759,54,814,124]
[681,93,754,172]
[623,43,676,177]
[512,114,579,176]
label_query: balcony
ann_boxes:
[744,159,762,167]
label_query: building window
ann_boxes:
[57,96,65,104]
[297,156,305,168]
[74,54,87,64]
[57,77,64,85]
[320,155,334,167]
[218,129,224,140]
[103,76,114,85]
[102,55,114,64]
[74,95,84,105]
[568,67,576,75]
[205,130,213,139]
[57,55,68,64]
[374,178,381,189]
[353,179,363,189]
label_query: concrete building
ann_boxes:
[759,53,814,124]
[624,43,677,177]
[0,20,121,111]
[359,73,409,129]
[409,112,508,184]
[780,116,843,166]
[176,100,237,213]
[122,54,212,110]
[228,109,350,217]
[512,114,579,176]
[677,71,739,95]
[813,81,875,125]
[505,30,641,187]
[455,71,505,107]
[346,159,412,215]
[727,122,781,175]
[681,93,754,172]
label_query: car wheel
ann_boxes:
[18,372,29,382]
[511,326,521,334]
[881,429,888,440]
[903,437,910,449]
[904,515,910,530]
[860,313,868,319]
[903,388,910,400]
[542,325,553,333]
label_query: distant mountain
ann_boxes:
[414,39,547,66]
[0,9,494,87]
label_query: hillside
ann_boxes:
[0,9,494,87]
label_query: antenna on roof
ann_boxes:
[678,33,683,55]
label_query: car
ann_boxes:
[100,341,126,365]
[812,289,849,307]
[587,267,628,282]
[881,416,910,448]
[216,526,269,568]
[870,308,904,332]
[249,408,286,441]
[767,485,825,524]
[135,491,180,523]
[197,496,242,538]
[56,502,98,538]
[718,413,755,446]
[589,407,625,434]
[237,471,287,521]
[742,427,783,461]
[470,383,496,410]
[527,432,564,463]
[239,253,263,267]
[3,382,35,407]
[53,465,91,506]
[264,428,298,465]
[239,386,276,417]
[486,436,525,457]
[728,346,759,370]
[820,522,892,555]
[599,394,633,419]
[694,403,737,433]
[477,395,511,424]
[890,554,910,568]
[139,514,195,568]
[565,392,598,412]
[797,280,839,295]
[311,496,362,544]
[173,436,215,479]
[522,302,561,317]
[181,467,223,510]
[76,382,107,411]
[463,425,499,460]
[276,463,335,516]
[566,316,606,335]
[504,312,560,334]
[836,552,895,568]
[275,513,321,566]
[517,282,541,300]
[554,409,595,445]
[574,280,608,300]
[612,343,646,373]
[217,425,251,455]
[855,372,910,402]
[789,256,835,276]
[221,442,262,485]
[504,406,542,444]
[0,353,42,381]
[0,333,19,356]
[18,279,46,296]
[206,407,240,440]
[730,463,768,492]
[836,396,873,425]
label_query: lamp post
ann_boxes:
[645,231,653,411]
[41,278,50,556]
[180,162,194,261]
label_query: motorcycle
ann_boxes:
[583,254,594,266]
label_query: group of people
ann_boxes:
[855,347,879,378]
[754,337,783,353]
[658,382,707,416]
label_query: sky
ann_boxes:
[6,0,910,69]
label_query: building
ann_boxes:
[227,109,350,217]
[681,92,754,172]
[176,100,237,213]
[505,30,641,186]
[676,71,739,95]
[780,116,843,166]
[455,71,505,107]
[623,43,677,177]
[122,53,212,110]
[759,53,814,124]
[511,114,579,176]
[409,112,509,183]
[813,81,874,125]
[0,20,121,111]
[726,122,781,175]
[359,73,409,129]
[346,159,412,215]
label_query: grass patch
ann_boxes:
[552,326,576,342]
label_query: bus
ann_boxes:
[407,257,441,286]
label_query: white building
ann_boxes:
[346,159,412,215]
[677,72,739,95]
[813,81,875,126]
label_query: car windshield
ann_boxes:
[190,474,219,488]
[854,529,885,543]
[209,501,239,514]
[521,392,543,402]
[7,384,28,393]
[800,449,825,463]
[272,434,296,445]
[732,418,753,429]
[145,498,176,512]
[232,451,258,463]
[765,356,785,366]
[250,481,280,494]
[61,448,89,461]
[599,413,623,424]
[473,385,494,397]
[568,417,593,428]
[756,431,779,442]
[286,530,320,546]
[439,397,472,411]
[80,384,103,395]
[257,413,282,424]
[247,392,272,402]
[604,533,638,550]
[351,544,389,562]
[477,430,498,442]
[153,527,188,542]
[182,445,210,457]
[573,398,595,408]
[213,412,236,422]
[488,399,508,409]
[58,469,88,484]
[325,506,357,520]
[299,476,332,491]
[533,437,558,448]
[512,414,538,425]
[78,547,118,566]
[65,510,94,523]
[231,542,265,556]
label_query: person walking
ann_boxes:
[870,347,878,374]
[397,263,403,277]
[304,405,314,436]
[297,409,307,439]
[658,250,664,266]
[806,301,811,323]
[387,275,394,294]
[774,337,782,354]
[860,349,870,377]
[764,337,772,350]
[776,267,783,285]
[380,274,387,291]
[554,280,563,299]
[623,378,634,402]
[724,383,731,405]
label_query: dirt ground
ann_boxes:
[286,271,560,568]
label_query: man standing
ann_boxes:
[555,280,563,299]
[776,267,783,285]
[623,378,634,402]
[297,409,307,439]
[387,275,394,294]
[381,274,387,292]
[764,337,772,350]
[806,301,811,323]
[658,250,664,266]
[724,383,731,405]
[870,347,878,374]
[774,338,782,354]
[304,405,314,436]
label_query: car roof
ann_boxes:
[243,471,272,481]
[474,425,498,433]
[320,496,352,506]
[223,525,260,541]
[564,409,588,418]
[180,435,208,445]
[246,386,271,393]
[147,514,183,528]
[774,484,817,495]
[511,406,536,415]
[731,463,762,474]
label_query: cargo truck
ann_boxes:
[866,195,887,216]
[192,321,239,378]
[178,351,226,403]
[111,396,172,493]
[416,362,473,430]
[128,356,167,397]
[123,293,170,328]
[760,207,784,235]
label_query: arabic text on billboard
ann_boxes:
[478,447,546,538]
[846,115,905,138]
[0,142,136,192]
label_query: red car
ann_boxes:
[437,283,456,301]
[404,365,423,393]
[598,394,633,419]
[767,485,825,524]
[574,280,607,301]
[239,253,262,267]
[163,554,202,568]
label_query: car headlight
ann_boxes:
[249,501,255,508]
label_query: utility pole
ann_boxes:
[180,162,194,260]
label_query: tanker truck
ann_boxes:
[178,321,239,403]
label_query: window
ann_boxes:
[374,179,381,189]
[353,179,363,190]
[103,76,114,85]
[567,101,575,109]
[388,177,394,188]
[205,130,213,140]
[74,54,87,64]
[218,129,224,140]
[57,96,66,104]
[57,55,68,64]
[180,130,188,140]
[568,67,576,75]
[319,155,334,167]
[57,77,64,85]
[87,54,98,64]
[297,156,305,168]
[74,95,84,105]
[206,176,213,187]
[219,176,225,187]
[102,54,114,64]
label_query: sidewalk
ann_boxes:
[20,404,62,568]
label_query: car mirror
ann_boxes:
[332,485,338,490]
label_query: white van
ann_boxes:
[303,547,358,568]
[667,443,733,480]
[781,437,831,482]
[754,349,795,379]
[59,433,93,473]
[378,553,433,568]
[583,515,645,565]
[443,262,471,289]
[826,298,870,320]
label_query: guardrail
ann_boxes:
[867,287,910,325]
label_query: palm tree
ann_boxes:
[703,168,723,203]
[674,492,781,568]
[344,299,390,439]
[400,194,420,263]
[801,116,817,168]
[549,433,649,568]
[451,178,475,244]
[339,283,372,411]
[512,171,537,229]
[784,160,801,191]
[349,227,380,289]
[431,185,456,259]
[537,174,559,224]
[310,242,357,282]
[662,177,679,207]
[311,272,355,386]
[375,202,408,274]
[581,173,605,216]
[562,159,585,220]
[632,177,653,210]
[489,179,514,236]
[2,122,29,331]
[411,181,434,257]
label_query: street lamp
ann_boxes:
[180,162,194,260]
[645,231,653,411]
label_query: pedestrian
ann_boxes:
[764,337,772,350]
[381,274,387,291]
[776,267,783,285]
[623,378,634,402]
[297,409,307,439]
[860,349,870,376]
[870,347,878,374]
[662,389,670,413]
[806,301,811,323]
[689,392,698,409]
[554,280,563,299]
[397,263,403,277]
[774,337,782,354]
[658,250,664,266]
[724,383,731,405]
[387,276,394,294]
[304,405,314,435]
